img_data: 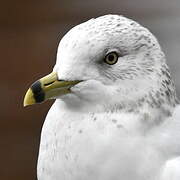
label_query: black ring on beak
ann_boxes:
[31,81,45,103]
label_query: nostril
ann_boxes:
[44,81,54,86]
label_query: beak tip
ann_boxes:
[23,103,27,107]
[23,102,30,107]
[23,88,35,107]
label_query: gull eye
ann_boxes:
[104,52,119,65]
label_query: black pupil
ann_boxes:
[108,54,115,62]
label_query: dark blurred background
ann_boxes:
[0,0,180,179]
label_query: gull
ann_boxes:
[24,15,180,180]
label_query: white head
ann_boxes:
[24,15,177,111]
[53,15,177,110]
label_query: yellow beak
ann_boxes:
[23,72,81,106]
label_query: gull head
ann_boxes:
[24,15,177,111]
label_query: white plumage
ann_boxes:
[37,15,180,180]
